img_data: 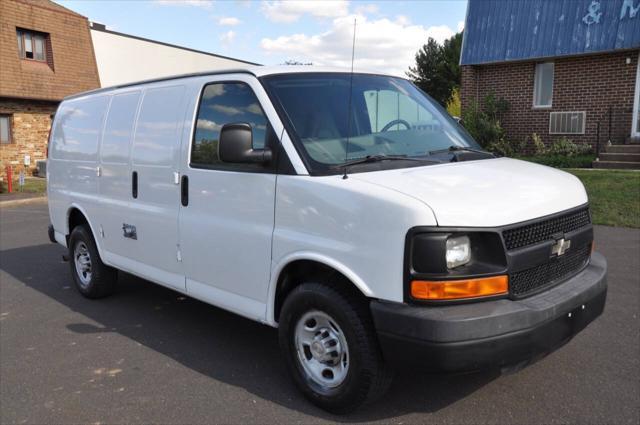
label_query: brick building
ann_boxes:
[460,0,640,167]
[0,0,101,178]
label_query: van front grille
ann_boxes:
[503,207,591,251]
[509,243,591,298]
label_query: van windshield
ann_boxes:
[261,73,483,175]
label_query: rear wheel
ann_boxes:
[68,225,117,298]
[279,281,393,414]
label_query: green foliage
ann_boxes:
[283,60,313,65]
[192,139,219,164]
[446,87,461,117]
[0,177,47,194]
[547,137,593,156]
[407,32,463,106]
[460,92,510,151]
[530,133,546,156]
[487,138,523,157]
[517,135,594,168]
[520,154,596,169]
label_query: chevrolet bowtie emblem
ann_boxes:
[551,238,571,256]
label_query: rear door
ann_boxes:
[117,84,188,291]
[178,76,278,320]
[48,96,109,234]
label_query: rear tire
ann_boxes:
[68,225,117,298]
[278,280,393,414]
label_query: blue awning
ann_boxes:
[461,0,640,65]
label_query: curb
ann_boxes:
[0,196,48,208]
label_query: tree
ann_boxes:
[407,32,463,107]
[282,60,313,65]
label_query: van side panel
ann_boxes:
[48,95,110,245]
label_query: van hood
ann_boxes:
[352,158,588,227]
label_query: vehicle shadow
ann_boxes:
[0,243,499,422]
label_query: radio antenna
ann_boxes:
[342,18,357,180]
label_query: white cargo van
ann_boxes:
[47,67,607,413]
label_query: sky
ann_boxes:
[55,0,468,76]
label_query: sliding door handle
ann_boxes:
[132,171,138,199]
[181,175,189,206]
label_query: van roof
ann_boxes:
[63,66,399,101]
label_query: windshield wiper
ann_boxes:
[333,154,438,169]
[429,146,495,157]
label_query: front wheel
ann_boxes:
[278,281,393,414]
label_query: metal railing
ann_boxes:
[596,106,634,157]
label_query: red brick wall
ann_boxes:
[0,0,100,101]
[0,98,57,176]
[461,50,639,151]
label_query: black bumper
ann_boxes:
[371,252,607,372]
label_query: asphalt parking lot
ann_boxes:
[1,202,638,424]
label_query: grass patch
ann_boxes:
[566,169,640,228]
[0,178,47,194]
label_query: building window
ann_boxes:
[533,62,554,108]
[16,29,48,62]
[0,115,12,144]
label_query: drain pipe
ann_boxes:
[596,121,601,160]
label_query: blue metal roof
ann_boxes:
[461,0,640,65]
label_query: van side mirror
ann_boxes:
[218,122,272,164]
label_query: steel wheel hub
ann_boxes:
[295,310,349,389]
[74,241,92,287]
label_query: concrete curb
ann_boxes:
[0,196,48,208]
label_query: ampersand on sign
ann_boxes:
[582,0,603,25]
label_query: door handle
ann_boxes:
[181,175,188,206]
[132,171,138,199]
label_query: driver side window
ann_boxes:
[363,90,434,132]
[191,82,268,167]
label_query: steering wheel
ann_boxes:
[380,119,412,132]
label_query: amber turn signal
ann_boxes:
[411,275,509,300]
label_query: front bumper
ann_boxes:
[371,252,607,372]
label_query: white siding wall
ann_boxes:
[90,29,254,87]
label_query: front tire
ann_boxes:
[279,281,393,414]
[68,225,117,298]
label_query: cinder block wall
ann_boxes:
[461,50,639,151]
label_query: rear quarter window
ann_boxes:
[51,96,109,161]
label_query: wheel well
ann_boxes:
[273,260,366,323]
[67,208,90,242]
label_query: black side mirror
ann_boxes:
[218,122,272,164]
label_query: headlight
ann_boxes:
[409,231,506,275]
[408,230,508,302]
[446,235,470,269]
